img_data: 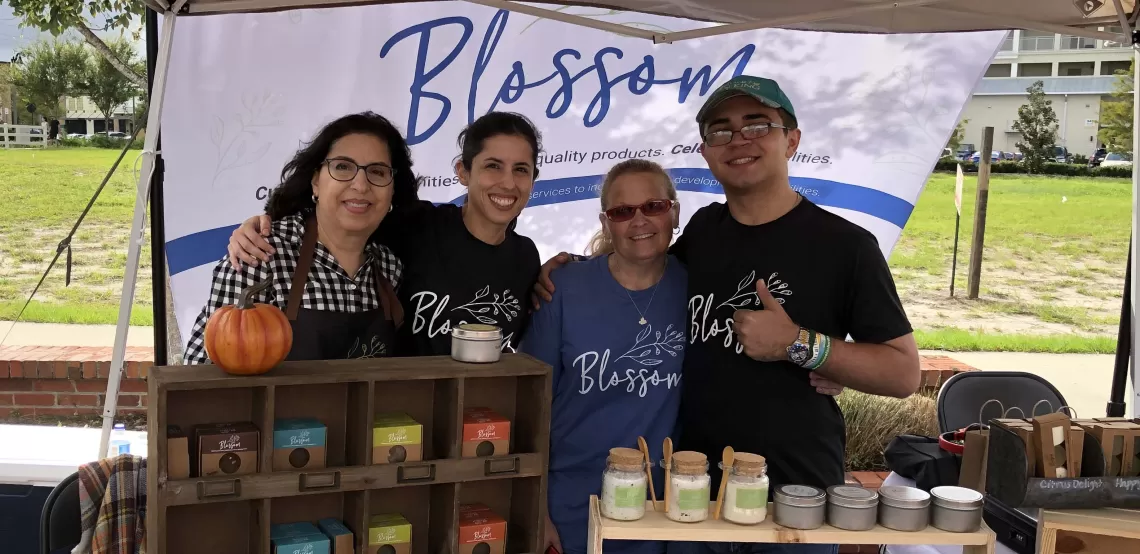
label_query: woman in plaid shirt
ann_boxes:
[183,112,419,363]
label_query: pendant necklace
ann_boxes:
[622,258,666,325]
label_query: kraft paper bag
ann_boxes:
[958,428,989,493]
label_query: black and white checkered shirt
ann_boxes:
[182,212,403,365]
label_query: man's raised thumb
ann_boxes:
[756,279,784,311]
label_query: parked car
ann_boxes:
[1089,148,1108,167]
[1099,152,1132,168]
[956,144,975,160]
[969,150,1007,163]
[1053,146,1071,163]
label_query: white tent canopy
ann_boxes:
[99,0,1140,454]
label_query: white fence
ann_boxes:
[0,125,47,148]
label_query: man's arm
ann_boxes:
[810,334,920,398]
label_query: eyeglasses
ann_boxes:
[603,199,676,222]
[702,122,786,147]
[324,158,395,187]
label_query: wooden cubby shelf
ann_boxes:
[147,354,552,554]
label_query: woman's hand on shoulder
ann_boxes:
[228,214,275,268]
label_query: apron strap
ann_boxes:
[285,215,319,321]
[376,265,404,330]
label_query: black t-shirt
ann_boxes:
[670,197,912,492]
[380,202,540,356]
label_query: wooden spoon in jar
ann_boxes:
[663,437,673,513]
[714,446,735,520]
[637,436,659,512]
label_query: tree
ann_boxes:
[946,118,970,152]
[1012,80,1059,173]
[80,38,143,132]
[10,40,89,119]
[1098,60,1133,155]
[2,0,146,88]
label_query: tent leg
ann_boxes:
[98,10,179,459]
[1131,45,1139,418]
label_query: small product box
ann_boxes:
[270,522,331,554]
[317,518,355,554]
[1076,420,1130,476]
[167,425,190,479]
[372,413,423,464]
[1031,413,1072,478]
[193,422,260,477]
[273,418,328,471]
[458,504,506,554]
[462,408,510,457]
[367,513,412,554]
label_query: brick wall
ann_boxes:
[0,346,154,417]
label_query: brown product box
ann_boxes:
[193,422,260,477]
[1076,420,1130,476]
[1031,413,1071,478]
[458,504,506,554]
[994,419,1037,477]
[462,408,510,458]
[1098,421,1140,477]
[1068,426,1085,478]
[167,425,190,479]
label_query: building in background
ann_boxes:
[61,94,140,136]
[960,28,1131,158]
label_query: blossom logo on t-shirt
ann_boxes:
[347,335,388,359]
[410,285,520,351]
[575,323,684,397]
[689,270,794,354]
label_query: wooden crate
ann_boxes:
[585,497,996,554]
[146,354,551,554]
[1037,508,1140,553]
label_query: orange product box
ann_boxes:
[462,408,510,457]
[458,504,506,554]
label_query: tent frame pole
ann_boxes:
[98,4,183,458]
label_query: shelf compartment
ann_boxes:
[272,381,366,470]
[461,375,550,456]
[368,484,458,554]
[373,379,461,463]
[165,500,265,554]
[458,477,544,554]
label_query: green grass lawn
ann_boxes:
[0,149,1131,351]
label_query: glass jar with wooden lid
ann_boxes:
[600,447,648,521]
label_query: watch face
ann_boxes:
[788,343,809,365]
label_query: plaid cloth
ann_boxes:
[73,454,147,554]
[183,211,404,364]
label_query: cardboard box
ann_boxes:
[1076,420,1131,476]
[318,518,355,554]
[1031,413,1072,478]
[994,419,1037,477]
[167,425,190,479]
[462,408,510,458]
[274,418,328,471]
[271,522,331,554]
[193,422,260,477]
[372,413,423,464]
[1069,426,1085,478]
[459,504,506,554]
[367,513,411,554]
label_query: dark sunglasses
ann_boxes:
[603,199,676,222]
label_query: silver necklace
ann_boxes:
[620,257,667,325]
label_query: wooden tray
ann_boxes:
[586,496,996,554]
[1038,508,1140,553]
[146,354,552,554]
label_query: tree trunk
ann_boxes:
[75,26,146,88]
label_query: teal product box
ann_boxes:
[318,518,356,554]
[270,522,331,554]
[273,418,328,471]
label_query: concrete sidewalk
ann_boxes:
[0,321,154,348]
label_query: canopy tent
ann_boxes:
[99,0,1140,454]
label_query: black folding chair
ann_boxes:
[39,471,81,554]
[935,370,1069,554]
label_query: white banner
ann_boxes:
[161,2,1004,343]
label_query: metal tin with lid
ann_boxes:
[877,485,931,532]
[450,323,502,363]
[773,485,826,530]
[826,485,879,531]
[930,486,984,533]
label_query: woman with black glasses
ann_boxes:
[183,111,417,363]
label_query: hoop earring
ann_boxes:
[312,194,318,204]
[673,227,680,235]
[389,205,393,213]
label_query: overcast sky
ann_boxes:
[1,5,145,62]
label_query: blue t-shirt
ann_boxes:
[521,254,687,554]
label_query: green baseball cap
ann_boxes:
[695,75,798,130]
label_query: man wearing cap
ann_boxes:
[535,75,919,554]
